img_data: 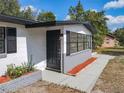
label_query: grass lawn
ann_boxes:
[96,48,124,56]
[101,48,124,52]
[92,56,124,93]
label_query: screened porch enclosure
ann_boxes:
[66,31,92,56]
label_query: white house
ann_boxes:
[0,14,96,75]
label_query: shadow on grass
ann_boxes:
[101,51,124,56]
[96,48,124,56]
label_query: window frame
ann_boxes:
[66,31,92,56]
[0,27,7,58]
[77,33,84,51]
[7,27,17,53]
[66,31,78,54]
[0,27,5,53]
[0,27,17,58]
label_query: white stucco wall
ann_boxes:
[27,26,63,71]
[63,25,92,73]
[27,28,47,71]
[0,22,28,75]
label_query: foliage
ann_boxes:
[0,0,36,20]
[68,1,109,49]
[7,64,25,79]
[114,28,124,46]
[0,0,56,21]
[22,55,35,73]
[6,56,35,79]
[37,11,56,22]
[68,0,84,22]
[0,0,20,16]
[19,7,35,20]
[84,10,108,48]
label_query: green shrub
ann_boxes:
[6,64,24,79]
[6,56,35,79]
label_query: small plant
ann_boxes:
[6,64,24,79]
[22,55,35,73]
[6,55,35,79]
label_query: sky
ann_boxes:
[19,0,124,31]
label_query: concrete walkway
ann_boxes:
[42,54,115,93]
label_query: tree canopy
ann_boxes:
[37,11,56,22]
[114,28,124,46]
[68,0,84,22]
[20,7,34,20]
[0,0,20,16]
[68,1,109,49]
[84,10,108,48]
[0,0,56,21]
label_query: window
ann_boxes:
[0,27,5,53]
[83,34,87,49]
[78,34,83,51]
[70,32,78,53]
[7,27,17,53]
[67,31,78,54]
[0,27,17,55]
[89,35,92,49]
[87,35,92,49]
[66,31,92,55]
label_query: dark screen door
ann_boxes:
[46,30,61,72]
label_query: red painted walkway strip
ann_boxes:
[0,76,10,84]
[68,57,97,76]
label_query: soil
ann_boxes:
[92,56,124,93]
[10,81,85,93]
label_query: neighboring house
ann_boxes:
[102,34,119,48]
[0,14,96,75]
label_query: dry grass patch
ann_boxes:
[92,56,124,93]
[11,80,85,93]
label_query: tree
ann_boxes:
[68,0,109,49]
[84,10,108,48]
[68,0,85,22]
[37,11,56,22]
[20,7,34,20]
[0,0,35,20]
[114,28,124,46]
[0,0,4,13]
[0,0,20,16]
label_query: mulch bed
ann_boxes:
[0,76,10,84]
